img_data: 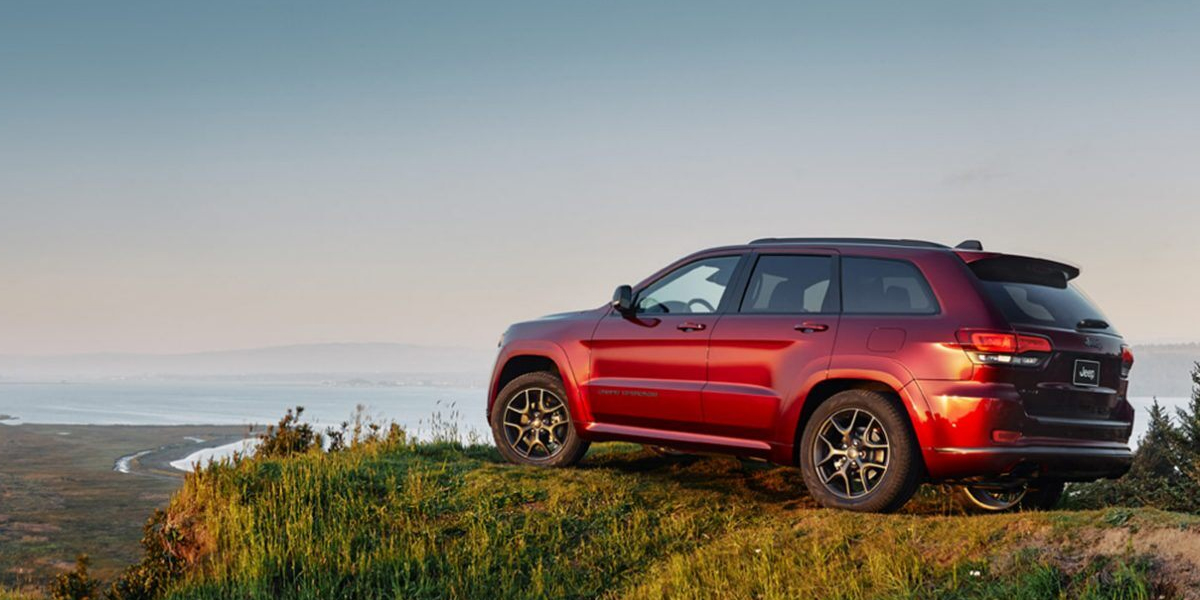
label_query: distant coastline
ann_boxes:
[0,342,494,387]
[0,341,1193,398]
[0,380,489,438]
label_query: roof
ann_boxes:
[747,237,951,249]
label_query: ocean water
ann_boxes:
[0,381,489,437]
[0,381,1187,450]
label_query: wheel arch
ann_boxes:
[790,375,931,472]
[493,355,562,398]
[489,342,586,423]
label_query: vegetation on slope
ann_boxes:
[37,436,1198,598]
[13,363,1200,599]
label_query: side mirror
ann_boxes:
[611,285,634,314]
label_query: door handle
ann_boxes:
[677,322,707,332]
[794,322,829,333]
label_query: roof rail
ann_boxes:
[748,237,949,249]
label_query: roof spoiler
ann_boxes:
[966,255,1080,289]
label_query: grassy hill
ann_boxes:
[13,432,1197,600]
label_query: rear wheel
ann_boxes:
[959,480,1064,512]
[1023,480,1065,510]
[799,390,922,513]
[490,372,589,467]
[960,485,1026,511]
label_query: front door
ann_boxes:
[705,252,840,439]
[586,254,744,430]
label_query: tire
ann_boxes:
[490,371,589,467]
[959,480,1064,513]
[799,389,922,513]
[1022,480,1064,510]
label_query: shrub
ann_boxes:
[325,404,405,452]
[102,509,196,600]
[1071,362,1200,512]
[256,406,322,459]
[50,556,99,600]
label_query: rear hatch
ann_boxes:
[967,254,1134,443]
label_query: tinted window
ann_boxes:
[968,257,1115,333]
[977,281,1113,332]
[740,255,836,314]
[842,257,937,314]
[636,256,741,315]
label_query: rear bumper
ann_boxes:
[910,379,1134,482]
[928,445,1132,483]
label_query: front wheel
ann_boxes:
[798,390,923,513]
[490,371,589,467]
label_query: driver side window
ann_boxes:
[636,256,741,315]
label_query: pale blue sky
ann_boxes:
[2,2,1198,354]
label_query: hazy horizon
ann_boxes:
[4,2,1199,354]
[2,338,1200,361]
[0,340,1195,398]
[0,340,494,359]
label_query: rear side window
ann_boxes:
[740,255,837,314]
[842,257,938,315]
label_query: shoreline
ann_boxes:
[169,438,260,472]
[107,427,263,479]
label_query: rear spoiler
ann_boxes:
[956,252,1080,289]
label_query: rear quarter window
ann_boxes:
[841,257,938,315]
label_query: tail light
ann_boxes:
[1121,345,1134,378]
[957,329,1053,367]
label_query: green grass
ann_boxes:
[107,438,1194,600]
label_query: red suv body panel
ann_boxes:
[489,240,1133,484]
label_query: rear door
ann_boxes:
[704,251,840,438]
[968,257,1133,441]
[586,254,746,430]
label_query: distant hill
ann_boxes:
[0,342,494,384]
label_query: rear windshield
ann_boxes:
[974,279,1114,333]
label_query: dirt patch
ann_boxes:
[975,516,1200,598]
[1091,526,1200,598]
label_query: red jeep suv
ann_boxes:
[488,238,1134,513]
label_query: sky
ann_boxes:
[2,1,1198,355]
